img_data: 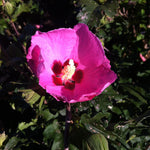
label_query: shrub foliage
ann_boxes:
[0,0,150,149]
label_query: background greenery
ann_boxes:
[0,0,150,149]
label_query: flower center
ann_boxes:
[52,59,83,90]
[61,59,76,82]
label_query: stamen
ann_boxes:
[61,59,76,82]
[52,59,83,90]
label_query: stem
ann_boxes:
[10,20,20,37]
[64,103,71,150]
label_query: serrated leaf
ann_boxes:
[101,2,118,18]
[12,0,37,21]
[77,0,99,24]
[22,89,40,106]
[18,119,37,131]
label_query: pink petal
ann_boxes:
[26,45,42,75]
[38,70,55,89]
[31,29,78,74]
[46,85,67,102]
[39,70,66,102]
[73,23,105,67]
[69,93,97,103]
[61,64,117,103]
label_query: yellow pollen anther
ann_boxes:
[61,59,76,81]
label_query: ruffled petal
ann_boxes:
[73,23,105,68]
[31,29,78,74]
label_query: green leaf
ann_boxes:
[4,137,19,150]
[101,2,118,18]
[43,119,63,149]
[123,85,147,104]
[12,0,38,21]
[83,133,109,150]
[69,144,79,150]
[51,133,63,150]
[0,132,7,147]
[0,1,3,6]
[4,1,15,16]
[0,18,9,35]
[136,34,144,41]
[22,89,40,106]
[18,119,37,131]
[77,0,99,24]
[41,109,58,122]
[39,96,45,111]
[59,108,66,116]
[111,106,122,115]
[43,120,59,144]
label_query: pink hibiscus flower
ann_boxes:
[26,23,117,103]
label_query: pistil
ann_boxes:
[61,59,76,83]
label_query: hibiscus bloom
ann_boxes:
[26,23,117,103]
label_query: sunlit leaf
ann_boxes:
[18,119,37,131]
[39,96,45,111]
[4,1,15,16]
[0,132,7,147]
[22,89,40,106]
